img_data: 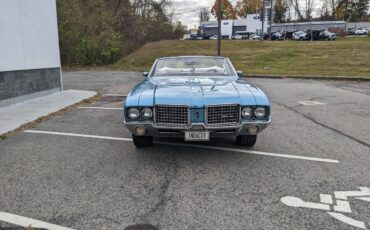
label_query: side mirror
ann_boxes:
[142,71,149,78]
[236,70,244,78]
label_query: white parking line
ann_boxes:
[0,211,74,230]
[24,130,131,141]
[103,94,127,97]
[24,130,339,164]
[155,142,339,163]
[78,106,123,110]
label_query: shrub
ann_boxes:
[76,37,99,65]
[75,30,122,65]
[97,29,122,64]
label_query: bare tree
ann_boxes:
[321,0,332,20]
[289,0,304,21]
[199,7,210,22]
[289,0,314,21]
[273,0,290,22]
[330,0,339,19]
[304,0,315,21]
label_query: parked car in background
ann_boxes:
[271,32,284,40]
[232,35,243,40]
[285,31,297,40]
[354,28,368,35]
[347,28,356,35]
[319,30,336,40]
[196,34,210,40]
[304,30,321,40]
[209,35,218,40]
[235,31,251,39]
[249,34,261,40]
[292,31,307,40]
[123,56,271,147]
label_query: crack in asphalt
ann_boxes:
[273,101,370,149]
[334,85,370,96]
[138,153,178,225]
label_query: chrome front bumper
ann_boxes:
[123,119,271,137]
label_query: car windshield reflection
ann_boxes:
[152,57,236,77]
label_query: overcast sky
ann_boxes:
[172,0,216,29]
[171,0,326,29]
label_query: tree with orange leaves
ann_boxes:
[236,0,263,18]
[211,0,237,20]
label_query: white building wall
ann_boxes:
[236,14,268,34]
[221,20,234,39]
[0,0,61,72]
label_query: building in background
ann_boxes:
[271,21,346,32]
[198,14,366,39]
[0,0,62,107]
[200,14,268,39]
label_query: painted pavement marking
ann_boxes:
[78,106,123,110]
[0,212,74,230]
[24,130,132,142]
[298,101,327,106]
[24,130,339,164]
[155,141,339,163]
[281,187,370,229]
[320,194,334,204]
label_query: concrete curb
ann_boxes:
[0,90,99,140]
[244,75,370,82]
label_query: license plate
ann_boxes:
[185,131,210,141]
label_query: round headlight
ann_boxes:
[242,107,253,118]
[128,108,140,119]
[141,108,153,119]
[254,107,266,118]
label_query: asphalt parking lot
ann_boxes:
[1,71,370,230]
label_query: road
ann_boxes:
[1,71,370,230]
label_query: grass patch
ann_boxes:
[113,37,370,77]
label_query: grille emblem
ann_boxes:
[221,114,233,118]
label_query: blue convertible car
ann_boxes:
[123,56,271,147]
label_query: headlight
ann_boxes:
[254,107,266,118]
[242,107,253,118]
[141,108,153,119]
[128,108,140,119]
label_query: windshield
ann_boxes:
[151,57,236,77]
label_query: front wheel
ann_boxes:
[132,135,153,148]
[236,135,257,147]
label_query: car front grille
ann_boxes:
[155,105,189,126]
[207,105,240,125]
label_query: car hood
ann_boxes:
[124,77,269,108]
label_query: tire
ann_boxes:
[236,135,257,147]
[300,37,304,41]
[132,135,153,148]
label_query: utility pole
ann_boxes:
[217,0,222,56]
[269,0,273,40]
[261,0,265,40]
